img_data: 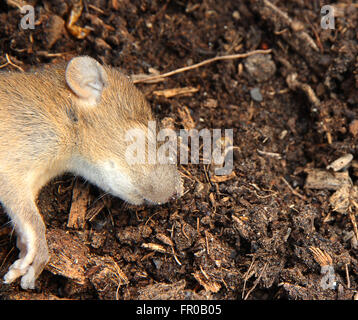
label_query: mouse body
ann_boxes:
[0,56,182,289]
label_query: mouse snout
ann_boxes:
[138,165,182,205]
[142,181,181,206]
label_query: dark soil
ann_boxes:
[0,0,358,300]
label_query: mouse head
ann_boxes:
[65,56,182,205]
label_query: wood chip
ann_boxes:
[153,86,199,98]
[141,243,169,254]
[304,169,352,190]
[203,98,218,108]
[67,179,90,229]
[46,229,90,284]
[155,233,174,247]
[326,154,353,172]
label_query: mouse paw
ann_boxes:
[3,259,28,285]
[20,266,36,289]
[3,240,49,289]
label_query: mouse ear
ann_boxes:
[65,56,108,105]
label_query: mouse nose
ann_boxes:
[143,190,178,206]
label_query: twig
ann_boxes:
[0,54,24,72]
[144,211,160,226]
[182,223,190,240]
[257,149,282,159]
[286,73,320,110]
[261,0,318,52]
[309,247,333,266]
[0,247,15,271]
[205,230,210,256]
[171,246,182,266]
[179,169,195,182]
[349,211,358,242]
[88,4,105,14]
[349,199,358,242]
[133,49,272,84]
[244,262,268,300]
[179,165,200,183]
[200,265,210,280]
[242,257,256,299]
[345,264,350,289]
[250,0,322,74]
[281,176,306,200]
[308,22,324,53]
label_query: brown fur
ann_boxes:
[0,57,181,289]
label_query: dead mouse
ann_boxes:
[0,56,182,289]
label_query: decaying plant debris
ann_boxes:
[0,0,358,300]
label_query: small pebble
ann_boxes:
[244,53,276,82]
[232,11,240,20]
[250,87,263,102]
